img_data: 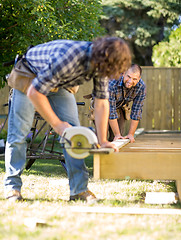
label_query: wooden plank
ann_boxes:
[160,69,167,129]
[172,68,180,129]
[144,130,181,134]
[90,128,144,154]
[95,152,181,180]
[176,68,181,130]
[145,192,177,204]
[133,128,144,136]
[165,68,173,129]
[93,154,101,179]
[90,139,129,154]
[140,68,147,129]
[153,68,161,129]
[179,69,181,130]
[92,129,145,178]
[93,130,181,201]
[69,206,181,215]
[144,68,154,129]
[0,85,10,115]
[129,147,181,151]
[139,67,181,131]
[176,180,181,202]
[120,133,181,152]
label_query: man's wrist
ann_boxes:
[128,132,135,137]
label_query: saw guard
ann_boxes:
[61,126,98,159]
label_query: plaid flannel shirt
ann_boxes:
[26,40,109,99]
[109,77,146,120]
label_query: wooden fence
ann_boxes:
[140,67,181,131]
[0,67,181,134]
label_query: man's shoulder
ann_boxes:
[30,40,91,52]
[109,78,122,89]
[139,78,145,85]
[138,78,146,89]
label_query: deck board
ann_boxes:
[93,131,181,200]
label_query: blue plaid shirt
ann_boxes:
[26,40,109,98]
[109,77,146,120]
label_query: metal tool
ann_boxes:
[60,126,99,159]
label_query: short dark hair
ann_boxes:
[91,37,132,79]
[130,64,142,76]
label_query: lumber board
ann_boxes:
[90,128,144,154]
[94,152,181,180]
[144,130,181,134]
[176,180,181,203]
[93,131,181,200]
[153,68,161,129]
[89,139,129,154]
[69,206,181,215]
[144,68,154,129]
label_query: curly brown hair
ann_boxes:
[91,37,132,79]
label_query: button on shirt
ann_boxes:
[26,40,109,99]
[109,77,146,120]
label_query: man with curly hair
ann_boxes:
[4,37,131,203]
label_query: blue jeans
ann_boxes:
[4,88,89,196]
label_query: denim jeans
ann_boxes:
[4,88,89,196]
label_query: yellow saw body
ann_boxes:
[60,126,98,159]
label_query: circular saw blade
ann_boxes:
[62,126,98,159]
[66,134,91,159]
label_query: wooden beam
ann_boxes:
[90,139,129,154]
[176,180,181,202]
[93,130,181,201]
[90,128,144,154]
[69,206,181,215]
[129,147,181,151]
[94,152,181,180]
[144,130,181,134]
[93,154,101,179]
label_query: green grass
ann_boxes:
[0,151,181,239]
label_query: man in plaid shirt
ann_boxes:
[108,64,146,143]
[4,37,131,203]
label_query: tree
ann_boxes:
[152,24,181,67]
[0,0,104,88]
[100,0,181,66]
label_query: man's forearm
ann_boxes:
[108,119,121,136]
[94,98,109,145]
[27,85,71,135]
[128,119,139,136]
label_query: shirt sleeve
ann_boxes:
[109,81,118,119]
[92,76,109,99]
[130,83,146,120]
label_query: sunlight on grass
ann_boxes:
[0,155,181,239]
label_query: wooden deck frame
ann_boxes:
[93,130,181,201]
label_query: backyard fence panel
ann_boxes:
[140,67,181,131]
[172,68,181,130]
[0,68,181,133]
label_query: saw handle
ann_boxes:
[77,102,85,106]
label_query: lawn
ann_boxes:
[0,154,181,240]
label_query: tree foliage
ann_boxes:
[0,0,104,88]
[152,25,181,67]
[101,0,181,66]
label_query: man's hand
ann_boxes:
[123,134,135,143]
[113,134,124,141]
[101,141,119,152]
[53,122,72,136]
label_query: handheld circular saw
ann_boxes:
[60,126,99,159]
